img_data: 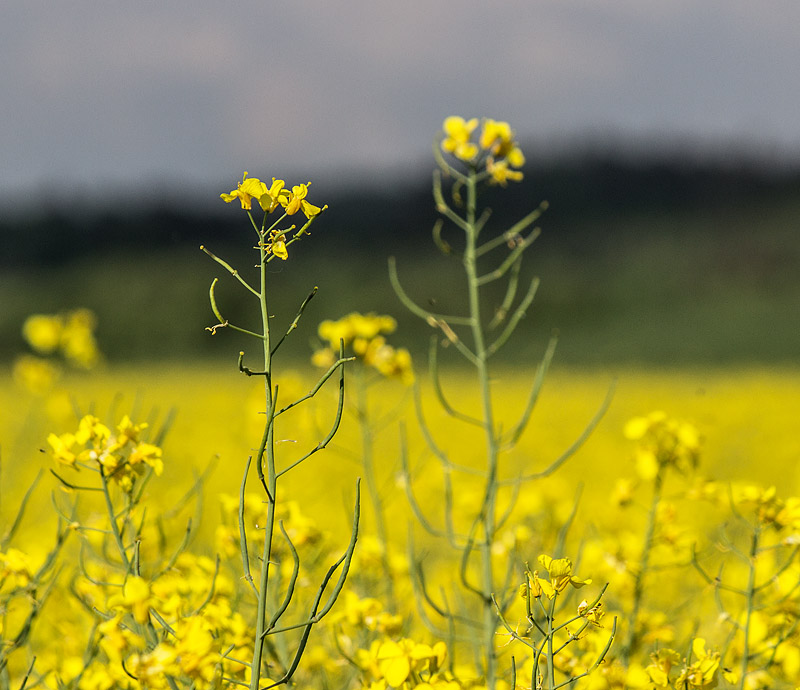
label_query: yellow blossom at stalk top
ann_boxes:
[60,308,101,368]
[479,118,525,184]
[646,647,682,687]
[108,575,155,624]
[480,118,525,166]
[487,158,523,186]
[624,410,701,479]
[283,182,325,218]
[18,308,101,372]
[441,116,479,161]
[22,314,63,353]
[263,177,290,212]
[47,414,164,492]
[220,172,267,210]
[313,312,412,383]
[538,554,592,594]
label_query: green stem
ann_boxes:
[464,170,500,689]
[250,232,278,690]
[622,467,664,662]
[354,370,396,607]
[99,468,131,572]
[739,527,759,690]
[546,595,557,690]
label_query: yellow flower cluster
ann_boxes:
[312,312,414,385]
[332,591,404,637]
[440,116,525,184]
[644,638,734,689]
[13,309,102,394]
[220,173,327,261]
[623,411,701,479]
[0,548,33,590]
[55,553,252,689]
[22,309,100,367]
[356,637,450,688]
[215,492,322,565]
[221,172,325,219]
[47,414,163,492]
[732,483,800,531]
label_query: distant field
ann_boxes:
[5,362,798,523]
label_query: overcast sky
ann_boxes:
[3,1,800,204]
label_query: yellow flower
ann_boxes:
[487,158,524,185]
[625,411,701,477]
[0,548,34,588]
[480,119,513,151]
[22,314,63,353]
[441,116,479,161]
[48,431,77,466]
[110,575,155,624]
[13,354,60,394]
[272,238,288,259]
[220,172,269,210]
[480,118,526,174]
[173,616,217,681]
[675,638,720,689]
[577,599,605,627]
[361,336,414,384]
[645,647,681,687]
[374,638,447,686]
[262,177,289,212]
[537,554,591,595]
[75,414,111,446]
[128,442,164,476]
[520,569,554,599]
[283,182,324,218]
[112,415,148,450]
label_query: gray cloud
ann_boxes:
[2,1,800,201]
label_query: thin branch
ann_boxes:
[508,380,615,482]
[270,287,318,356]
[276,354,354,417]
[428,336,483,426]
[276,355,349,478]
[388,256,473,326]
[486,276,540,358]
[500,334,558,451]
[476,228,541,286]
[200,245,259,297]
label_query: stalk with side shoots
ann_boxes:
[391,118,613,689]
[207,173,360,690]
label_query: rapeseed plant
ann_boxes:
[391,118,613,689]
[312,312,413,605]
[207,172,360,689]
[495,554,614,690]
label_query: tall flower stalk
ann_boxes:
[391,118,611,689]
[312,312,414,607]
[206,174,360,689]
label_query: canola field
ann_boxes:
[3,118,800,690]
[2,362,799,689]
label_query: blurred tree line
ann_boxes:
[2,153,799,365]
